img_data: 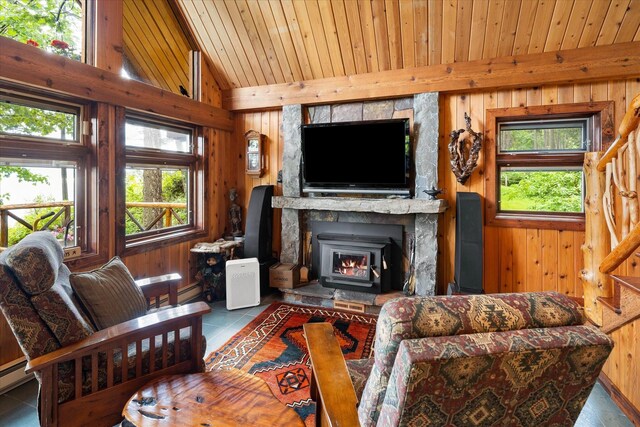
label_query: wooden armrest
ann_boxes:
[304,322,360,427]
[136,273,181,306]
[26,301,210,374]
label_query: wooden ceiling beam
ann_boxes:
[222,41,640,111]
[0,37,234,130]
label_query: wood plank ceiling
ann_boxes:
[123,0,193,96]
[176,0,640,91]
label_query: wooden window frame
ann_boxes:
[0,87,108,268]
[115,108,206,257]
[485,102,614,231]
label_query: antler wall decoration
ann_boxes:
[449,112,483,185]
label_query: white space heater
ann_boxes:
[225,257,260,310]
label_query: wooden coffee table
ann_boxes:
[122,369,304,427]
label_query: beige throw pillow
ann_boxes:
[70,257,147,330]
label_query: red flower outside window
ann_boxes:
[26,39,39,47]
[51,39,69,50]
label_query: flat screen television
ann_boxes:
[301,118,411,195]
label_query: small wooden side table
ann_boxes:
[122,369,304,427]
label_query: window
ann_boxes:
[118,113,204,252]
[1,0,84,61]
[0,91,89,252]
[485,102,614,230]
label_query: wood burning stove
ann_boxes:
[311,222,403,294]
[318,234,391,293]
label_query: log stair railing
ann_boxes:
[584,92,640,334]
[598,275,640,334]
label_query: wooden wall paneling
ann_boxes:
[557,83,574,105]
[527,86,542,109]
[200,59,223,108]
[597,0,632,46]
[291,0,329,78]
[512,87,527,108]
[357,0,380,73]
[481,0,504,59]
[263,1,305,82]
[327,0,357,76]
[557,230,577,296]
[441,0,457,64]
[511,0,538,55]
[561,0,592,49]
[496,0,521,58]
[573,230,585,297]
[542,85,558,105]
[499,228,514,293]
[217,1,270,86]
[526,229,543,292]
[453,0,473,62]
[317,0,348,76]
[427,0,443,66]
[615,0,640,42]
[591,81,609,104]
[342,0,368,74]
[467,0,489,61]
[398,0,416,68]
[179,0,235,89]
[578,0,611,48]
[242,0,286,85]
[543,0,572,52]
[93,0,123,73]
[512,228,527,292]
[482,90,499,294]
[442,92,458,293]
[541,230,559,293]
[527,0,556,54]
[384,0,403,70]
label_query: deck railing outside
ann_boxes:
[0,201,186,247]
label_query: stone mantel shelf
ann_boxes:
[272,196,448,215]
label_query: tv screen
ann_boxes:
[301,118,410,194]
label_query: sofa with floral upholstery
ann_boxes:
[0,232,210,427]
[305,291,614,427]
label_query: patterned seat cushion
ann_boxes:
[377,325,612,426]
[358,291,587,427]
[346,358,374,400]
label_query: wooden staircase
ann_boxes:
[598,275,640,334]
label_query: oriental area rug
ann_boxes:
[205,302,378,426]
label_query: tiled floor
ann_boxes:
[0,295,633,427]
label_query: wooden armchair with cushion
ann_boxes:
[0,232,210,427]
[305,291,613,427]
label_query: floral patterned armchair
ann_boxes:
[0,232,210,427]
[305,291,613,426]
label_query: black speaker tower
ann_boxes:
[452,192,483,294]
[244,185,277,295]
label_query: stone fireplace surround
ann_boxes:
[273,92,447,296]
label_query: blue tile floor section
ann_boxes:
[0,294,633,427]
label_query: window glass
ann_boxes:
[125,119,191,153]
[499,167,583,213]
[124,166,189,236]
[499,120,587,152]
[1,0,83,61]
[0,96,78,142]
[0,159,78,248]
